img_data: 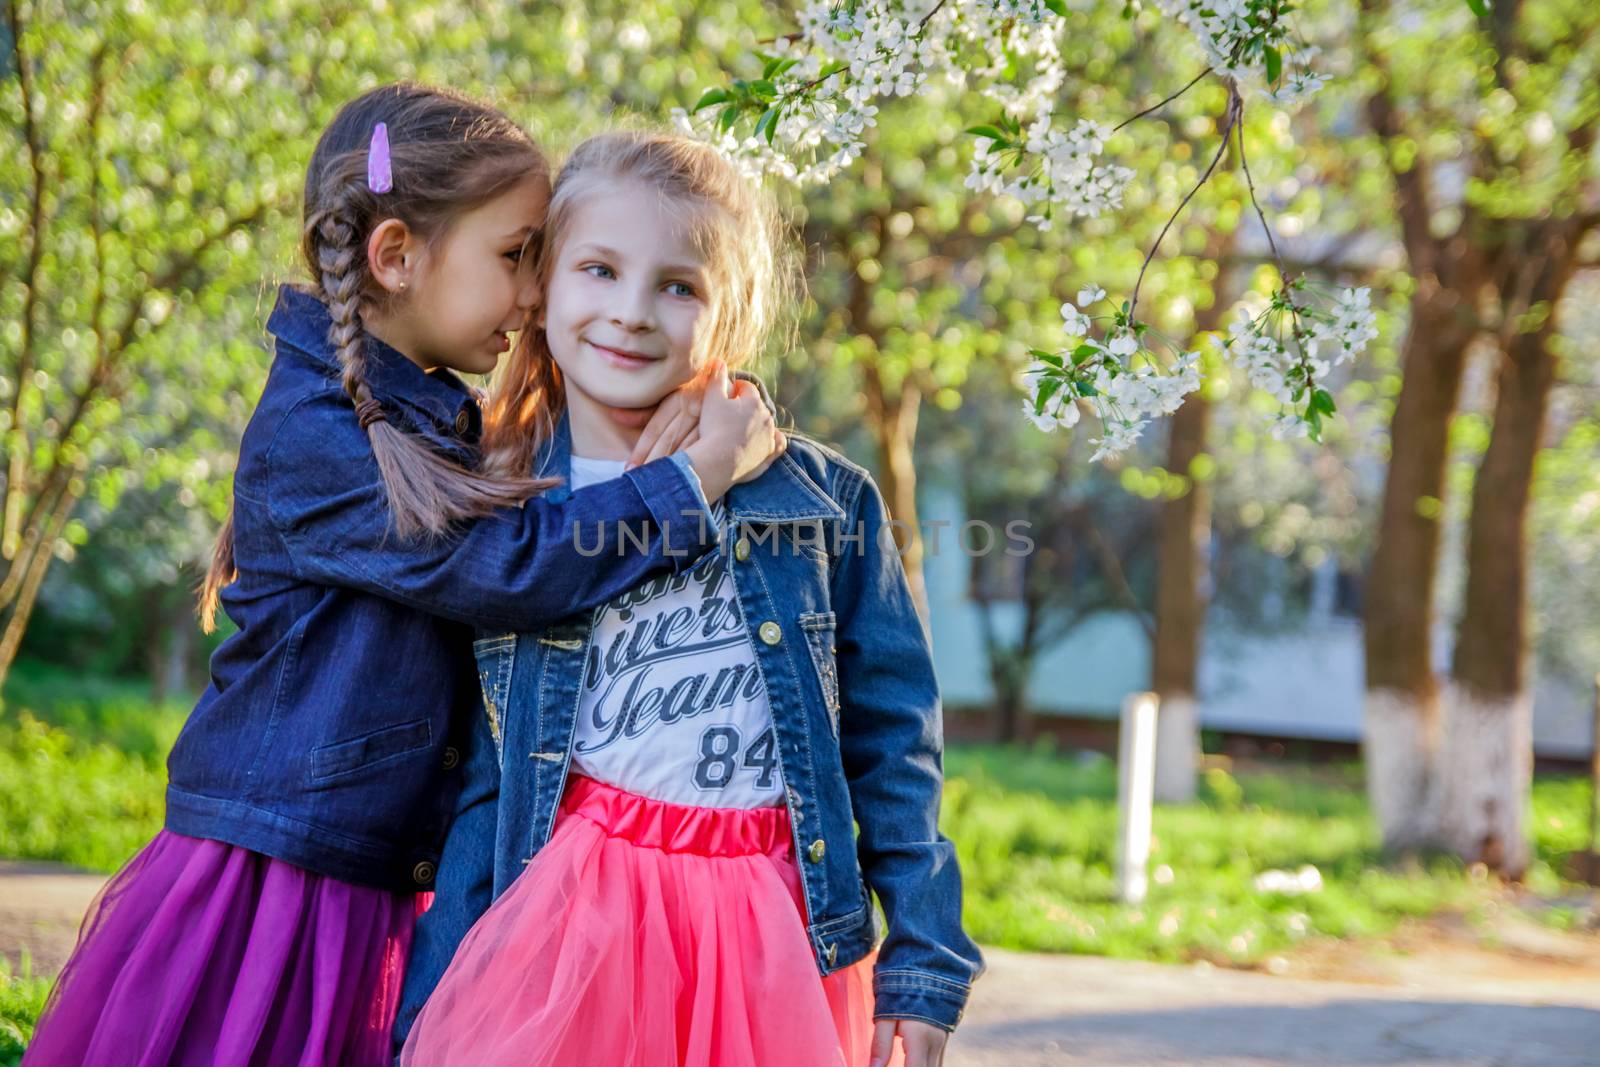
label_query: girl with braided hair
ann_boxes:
[23,85,781,1067]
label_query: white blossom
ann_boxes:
[681,0,1348,458]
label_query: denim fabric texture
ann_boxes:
[165,285,719,893]
[397,414,983,1039]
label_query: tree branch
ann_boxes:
[1081,514,1156,642]
[5,0,47,558]
[1129,80,1241,323]
[88,41,111,378]
[1114,67,1213,133]
[1357,0,1445,281]
[18,197,283,543]
[1486,0,1526,97]
[0,459,73,610]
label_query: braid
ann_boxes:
[311,201,376,413]
[195,81,559,620]
[299,187,558,541]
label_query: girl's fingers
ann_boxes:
[901,1021,949,1067]
[647,408,697,464]
[736,432,788,485]
[868,1020,897,1067]
[629,391,684,469]
[705,359,731,400]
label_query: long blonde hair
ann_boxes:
[201,82,554,631]
[480,130,797,480]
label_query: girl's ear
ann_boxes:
[367,218,418,294]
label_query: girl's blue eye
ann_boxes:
[666,281,696,298]
[585,264,616,279]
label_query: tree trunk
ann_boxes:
[868,379,928,621]
[991,656,1030,743]
[973,587,1034,743]
[148,569,200,703]
[1437,225,1577,876]
[1151,254,1229,803]
[1362,280,1479,851]
[1152,391,1210,803]
[0,487,79,687]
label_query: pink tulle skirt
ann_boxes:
[401,775,902,1067]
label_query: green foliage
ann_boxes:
[0,697,168,872]
[3,660,188,760]
[945,744,1593,961]
[0,678,1592,1056]
[0,955,51,1067]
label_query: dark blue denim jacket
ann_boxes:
[397,416,983,1040]
[164,285,719,893]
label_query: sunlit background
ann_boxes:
[3,1,1598,1063]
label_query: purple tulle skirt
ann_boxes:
[23,830,421,1067]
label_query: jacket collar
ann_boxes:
[266,284,483,444]
[535,410,843,524]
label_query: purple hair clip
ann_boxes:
[367,122,393,194]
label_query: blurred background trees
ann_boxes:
[3,0,1597,882]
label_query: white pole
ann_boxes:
[1117,691,1159,905]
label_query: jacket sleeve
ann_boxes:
[830,469,984,1031]
[392,696,501,1052]
[259,390,719,631]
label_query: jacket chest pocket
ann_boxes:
[472,633,517,764]
[798,611,841,737]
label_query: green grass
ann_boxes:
[0,955,50,1067]
[943,742,1594,963]
[0,664,1593,972]
[0,662,180,873]
[2,661,189,761]
[0,713,168,873]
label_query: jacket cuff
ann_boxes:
[624,454,719,572]
[872,969,971,1032]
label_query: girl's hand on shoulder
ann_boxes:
[871,1018,947,1067]
[626,379,706,471]
[682,361,785,501]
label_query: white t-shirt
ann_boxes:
[565,455,785,809]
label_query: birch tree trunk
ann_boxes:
[1438,216,1587,876]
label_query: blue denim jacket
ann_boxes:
[164,286,719,893]
[397,416,983,1040]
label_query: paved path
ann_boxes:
[948,946,1600,1065]
[5,862,1598,1064]
[0,860,102,976]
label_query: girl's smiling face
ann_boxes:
[373,174,549,377]
[540,181,712,424]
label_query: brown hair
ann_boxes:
[480,129,797,481]
[201,82,553,631]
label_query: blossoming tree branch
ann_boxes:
[679,0,1391,456]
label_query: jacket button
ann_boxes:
[412,860,436,885]
[826,942,839,967]
[759,621,782,645]
[807,838,826,863]
[442,747,460,771]
[454,409,471,434]
[734,537,751,562]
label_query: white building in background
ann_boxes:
[919,488,1595,761]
